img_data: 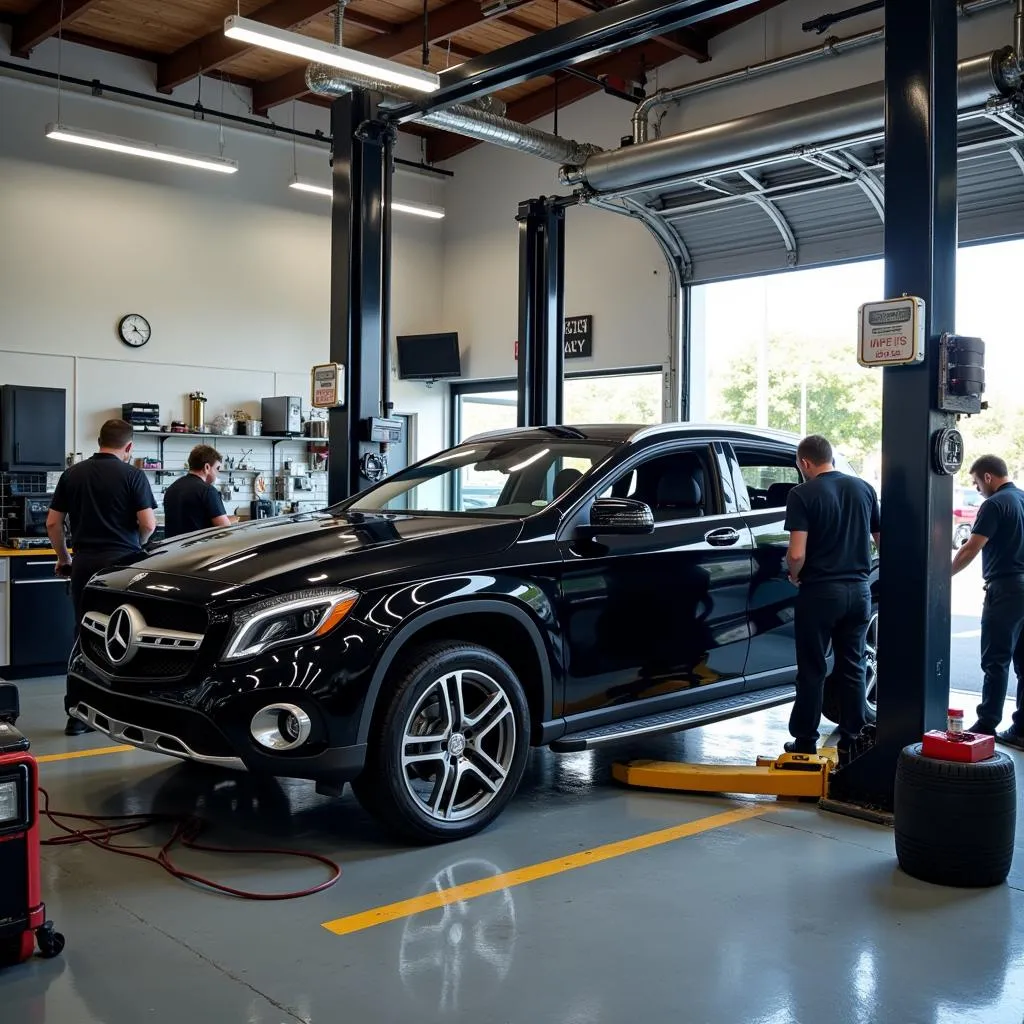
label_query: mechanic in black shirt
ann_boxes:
[46,419,157,735]
[784,435,881,755]
[952,454,1024,748]
[162,444,231,539]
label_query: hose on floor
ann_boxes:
[38,787,342,900]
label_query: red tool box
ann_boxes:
[921,729,997,763]
[0,682,63,967]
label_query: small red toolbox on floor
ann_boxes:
[0,681,63,967]
[921,730,996,763]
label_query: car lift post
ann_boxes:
[327,89,394,502]
[616,0,958,809]
[516,197,567,427]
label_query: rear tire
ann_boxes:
[822,604,878,727]
[352,641,530,843]
[895,744,1016,887]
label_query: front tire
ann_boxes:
[352,641,530,843]
[822,604,878,727]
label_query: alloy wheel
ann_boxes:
[865,611,879,717]
[400,669,517,823]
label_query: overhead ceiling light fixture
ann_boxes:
[289,177,445,219]
[225,16,440,94]
[45,123,238,174]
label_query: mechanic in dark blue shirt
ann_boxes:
[784,434,880,756]
[952,454,1024,748]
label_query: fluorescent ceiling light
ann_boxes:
[45,123,238,174]
[289,178,445,219]
[224,15,440,94]
[392,200,445,220]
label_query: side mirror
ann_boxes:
[582,497,655,537]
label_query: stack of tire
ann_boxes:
[895,744,1015,887]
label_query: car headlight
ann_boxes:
[222,588,359,661]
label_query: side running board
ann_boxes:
[549,685,796,753]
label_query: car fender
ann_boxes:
[355,598,555,745]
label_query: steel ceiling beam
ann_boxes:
[385,0,765,122]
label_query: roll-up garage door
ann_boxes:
[591,109,1024,285]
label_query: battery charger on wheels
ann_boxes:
[0,680,64,967]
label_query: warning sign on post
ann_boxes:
[310,363,345,408]
[857,296,926,367]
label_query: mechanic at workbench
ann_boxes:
[783,434,881,756]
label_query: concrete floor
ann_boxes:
[2,677,1023,1024]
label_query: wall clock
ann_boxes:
[118,314,151,348]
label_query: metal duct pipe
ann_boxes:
[562,48,1018,194]
[630,0,1017,144]
[632,27,884,144]
[306,64,600,165]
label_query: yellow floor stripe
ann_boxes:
[37,744,135,764]
[322,804,768,937]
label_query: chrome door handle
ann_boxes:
[705,528,741,547]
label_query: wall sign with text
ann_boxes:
[513,315,594,360]
[563,315,593,358]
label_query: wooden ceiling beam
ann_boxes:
[253,0,505,113]
[11,0,102,58]
[157,0,393,94]
[425,40,678,162]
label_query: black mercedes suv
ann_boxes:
[67,423,878,842]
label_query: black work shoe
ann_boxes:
[64,717,94,737]
[784,740,817,755]
[996,729,1024,751]
[968,721,997,736]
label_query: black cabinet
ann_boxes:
[1,385,66,472]
[9,557,76,669]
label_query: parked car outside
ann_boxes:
[66,423,878,842]
[953,487,983,549]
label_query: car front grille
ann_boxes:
[79,592,210,681]
[81,631,198,680]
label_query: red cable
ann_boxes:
[38,787,341,900]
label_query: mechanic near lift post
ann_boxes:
[952,454,1024,749]
[46,419,158,736]
[784,435,880,755]
[162,444,231,539]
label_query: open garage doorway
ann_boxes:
[693,236,1024,715]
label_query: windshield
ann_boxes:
[349,437,619,517]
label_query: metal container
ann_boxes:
[188,392,207,432]
[243,420,262,436]
[307,420,328,439]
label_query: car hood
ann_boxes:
[131,512,524,591]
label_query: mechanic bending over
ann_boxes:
[784,434,880,756]
[952,454,1024,749]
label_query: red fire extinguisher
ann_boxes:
[0,682,64,967]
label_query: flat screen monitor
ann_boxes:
[396,332,462,381]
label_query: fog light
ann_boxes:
[0,777,19,825]
[250,704,312,752]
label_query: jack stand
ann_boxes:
[613,749,838,800]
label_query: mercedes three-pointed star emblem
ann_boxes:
[104,606,137,665]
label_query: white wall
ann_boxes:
[438,0,1018,410]
[0,33,449,476]
[439,94,675,384]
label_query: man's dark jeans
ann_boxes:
[791,581,871,745]
[977,574,1024,733]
